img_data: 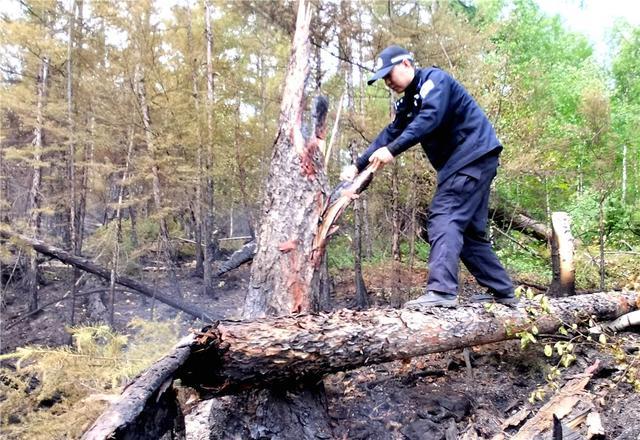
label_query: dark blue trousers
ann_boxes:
[426,152,513,296]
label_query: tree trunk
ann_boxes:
[350,141,368,308]
[133,62,181,298]
[220,2,332,438]
[599,193,606,291]
[203,0,218,296]
[83,290,640,440]
[549,212,575,297]
[26,54,49,312]
[1,230,212,321]
[214,240,256,277]
[108,125,134,327]
[188,7,205,276]
[489,199,551,242]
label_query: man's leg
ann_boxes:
[406,156,496,308]
[459,176,514,297]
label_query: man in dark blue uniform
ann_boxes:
[341,45,516,308]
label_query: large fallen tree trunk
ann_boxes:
[0,229,213,321]
[83,290,639,440]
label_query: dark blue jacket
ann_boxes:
[356,67,501,185]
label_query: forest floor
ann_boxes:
[1,260,639,439]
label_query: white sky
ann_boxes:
[1,0,639,63]
[535,0,640,63]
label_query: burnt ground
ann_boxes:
[1,261,639,439]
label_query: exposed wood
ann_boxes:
[0,229,213,321]
[490,200,551,242]
[589,310,640,333]
[314,163,377,254]
[586,412,604,438]
[512,361,599,440]
[84,291,639,440]
[549,212,576,297]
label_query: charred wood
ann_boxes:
[214,240,256,277]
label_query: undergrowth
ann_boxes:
[0,318,181,439]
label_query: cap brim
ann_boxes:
[367,65,394,86]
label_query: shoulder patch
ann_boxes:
[419,79,435,99]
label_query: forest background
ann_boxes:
[1,0,640,437]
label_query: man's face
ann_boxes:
[384,60,415,93]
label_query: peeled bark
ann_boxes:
[83,291,640,440]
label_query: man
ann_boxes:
[341,45,516,308]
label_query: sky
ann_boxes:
[1,0,639,63]
[535,0,640,63]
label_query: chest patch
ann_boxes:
[420,79,435,99]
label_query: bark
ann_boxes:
[549,212,575,297]
[224,2,332,438]
[109,126,134,326]
[83,291,640,440]
[598,194,606,291]
[0,230,213,321]
[244,1,328,319]
[489,199,551,242]
[66,0,79,327]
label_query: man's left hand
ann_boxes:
[369,147,394,171]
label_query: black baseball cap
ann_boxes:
[367,45,413,86]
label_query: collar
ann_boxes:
[404,68,422,95]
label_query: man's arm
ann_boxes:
[386,70,451,157]
[354,107,406,172]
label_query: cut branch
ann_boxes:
[1,229,213,321]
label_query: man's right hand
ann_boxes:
[340,164,358,182]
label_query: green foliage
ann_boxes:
[0,318,181,440]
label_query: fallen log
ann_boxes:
[0,229,213,321]
[214,240,256,277]
[83,290,639,440]
[490,201,551,242]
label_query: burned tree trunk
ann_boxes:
[214,240,256,277]
[215,1,333,438]
[243,4,328,319]
[83,290,640,439]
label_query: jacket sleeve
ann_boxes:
[355,114,405,172]
[386,70,451,157]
